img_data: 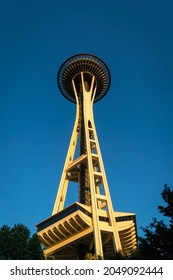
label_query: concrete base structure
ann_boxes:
[37,202,137,259]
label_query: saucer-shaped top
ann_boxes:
[57,54,111,103]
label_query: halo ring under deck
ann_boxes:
[57,54,111,103]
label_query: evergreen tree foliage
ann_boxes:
[28,233,45,260]
[0,224,44,260]
[110,184,173,260]
[138,184,173,259]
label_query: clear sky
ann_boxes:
[0,0,173,237]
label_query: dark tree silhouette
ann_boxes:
[138,184,173,259]
[0,224,44,260]
[110,184,173,260]
[28,233,45,260]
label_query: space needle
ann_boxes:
[36,54,137,259]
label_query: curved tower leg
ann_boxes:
[52,85,80,214]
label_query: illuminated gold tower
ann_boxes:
[36,54,137,259]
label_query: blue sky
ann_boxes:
[0,0,173,237]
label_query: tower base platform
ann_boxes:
[36,203,137,260]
